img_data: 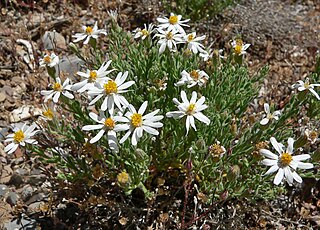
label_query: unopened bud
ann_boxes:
[220,190,229,201]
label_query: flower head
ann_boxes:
[166,91,210,134]
[72,60,115,93]
[175,69,209,88]
[82,110,128,152]
[4,123,39,154]
[231,39,250,56]
[155,28,184,54]
[200,49,224,62]
[157,13,190,34]
[184,32,206,54]
[73,21,107,44]
[119,101,164,146]
[260,103,281,125]
[208,141,226,158]
[117,171,130,185]
[87,71,135,113]
[39,52,59,67]
[260,137,313,185]
[41,77,74,103]
[292,78,320,100]
[133,23,154,40]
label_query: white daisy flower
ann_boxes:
[260,103,281,125]
[72,21,107,44]
[39,52,59,67]
[87,71,135,113]
[260,137,313,185]
[4,123,39,154]
[292,78,320,100]
[82,110,128,152]
[133,23,154,40]
[166,91,210,135]
[157,13,190,34]
[175,70,209,88]
[41,77,74,103]
[119,101,164,146]
[71,60,115,93]
[200,49,224,62]
[155,28,184,54]
[231,39,250,56]
[185,32,206,54]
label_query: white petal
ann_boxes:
[262,159,277,166]
[4,142,18,154]
[264,164,279,175]
[193,112,210,125]
[292,171,303,183]
[142,126,159,135]
[190,91,197,104]
[181,91,189,104]
[63,91,74,99]
[138,101,148,115]
[292,154,311,161]
[297,162,313,169]
[273,168,284,185]
[189,115,197,131]
[270,137,283,155]
[90,129,105,143]
[185,116,190,135]
[53,92,60,103]
[260,118,269,125]
[120,130,131,144]
[259,149,278,160]
[82,124,104,131]
[309,88,320,100]
[118,81,135,90]
[286,138,294,154]
[284,167,293,185]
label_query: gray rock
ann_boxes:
[28,201,43,212]
[42,31,67,50]
[9,105,42,123]
[0,184,8,197]
[0,92,6,102]
[56,55,85,78]
[6,191,19,205]
[4,215,36,230]
[30,168,42,175]
[28,174,46,186]
[15,168,28,176]
[21,185,34,201]
[8,173,23,187]
[25,192,47,205]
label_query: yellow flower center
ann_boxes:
[190,70,199,80]
[169,15,178,25]
[117,171,129,184]
[141,29,149,36]
[186,103,196,115]
[267,113,273,120]
[104,117,115,129]
[166,31,173,40]
[187,34,194,42]
[43,55,51,64]
[89,71,97,82]
[43,108,54,120]
[14,130,25,143]
[52,82,62,91]
[280,152,292,166]
[234,45,242,55]
[310,131,318,140]
[103,80,118,94]
[131,113,142,127]
[304,81,310,89]
[85,26,93,34]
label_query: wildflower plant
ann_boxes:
[4,12,319,213]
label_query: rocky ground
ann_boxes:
[0,0,320,229]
